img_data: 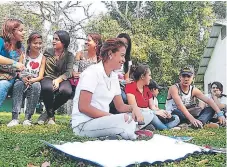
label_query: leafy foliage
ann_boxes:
[0,4,43,48]
[87,1,223,86]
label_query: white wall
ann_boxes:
[204,30,227,94]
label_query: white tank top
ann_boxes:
[21,53,43,78]
[166,83,194,111]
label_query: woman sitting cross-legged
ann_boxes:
[125,64,180,130]
[71,38,154,140]
[38,30,73,125]
[7,32,46,127]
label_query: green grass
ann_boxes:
[0,112,226,167]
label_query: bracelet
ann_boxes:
[217,111,224,117]
[12,61,17,67]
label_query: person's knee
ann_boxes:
[14,80,25,88]
[41,83,52,92]
[59,87,72,96]
[124,114,132,123]
[172,115,180,125]
[0,80,12,90]
[206,107,215,114]
[31,82,41,91]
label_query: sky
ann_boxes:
[0,1,108,51]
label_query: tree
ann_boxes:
[88,1,217,86]
[15,1,93,51]
[0,3,43,48]
[212,1,226,19]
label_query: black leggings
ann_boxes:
[41,77,72,118]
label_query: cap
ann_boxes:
[149,80,163,90]
[180,66,194,76]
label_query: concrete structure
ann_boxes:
[195,21,227,94]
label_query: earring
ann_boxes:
[109,56,112,60]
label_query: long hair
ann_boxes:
[88,33,102,60]
[54,30,70,49]
[211,81,226,97]
[130,64,150,81]
[26,32,42,55]
[117,33,131,73]
[1,18,23,49]
[100,38,127,62]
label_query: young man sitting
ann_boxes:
[165,66,226,128]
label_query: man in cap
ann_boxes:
[165,66,226,128]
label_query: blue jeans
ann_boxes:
[150,114,180,130]
[0,79,15,107]
[172,107,215,125]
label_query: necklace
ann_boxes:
[103,75,112,91]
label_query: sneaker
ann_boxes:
[7,119,19,127]
[144,124,156,131]
[204,122,219,129]
[47,118,56,125]
[23,120,32,126]
[37,112,48,125]
[171,127,181,130]
[135,130,153,138]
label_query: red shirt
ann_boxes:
[125,82,153,108]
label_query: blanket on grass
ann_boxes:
[43,134,208,167]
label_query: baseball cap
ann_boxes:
[148,80,163,90]
[180,66,194,76]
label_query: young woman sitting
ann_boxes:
[7,32,46,127]
[71,38,154,140]
[125,64,180,130]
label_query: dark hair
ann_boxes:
[26,32,42,55]
[88,33,102,59]
[130,64,150,81]
[54,30,70,49]
[211,81,226,97]
[117,33,131,73]
[100,38,127,62]
[1,18,23,50]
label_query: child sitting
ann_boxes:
[148,80,180,127]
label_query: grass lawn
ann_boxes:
[0,112,226,167]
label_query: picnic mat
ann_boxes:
[43,134,207,167]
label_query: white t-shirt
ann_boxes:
[153,97,159,107]
[21,53,43,78]
[205,94,227,109]
[71,61,121,128]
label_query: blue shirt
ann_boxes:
[0,37,20,61]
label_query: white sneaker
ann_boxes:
[7,120,19,127]
[47,119,56,125]
[23,120,32,126]
[171,127,181,130]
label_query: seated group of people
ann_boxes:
[0,19,226,140]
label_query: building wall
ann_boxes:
[204,31,227,94]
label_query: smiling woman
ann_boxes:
[71,38,154,140]
[0,18,25,108]
[7,32,46,127]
